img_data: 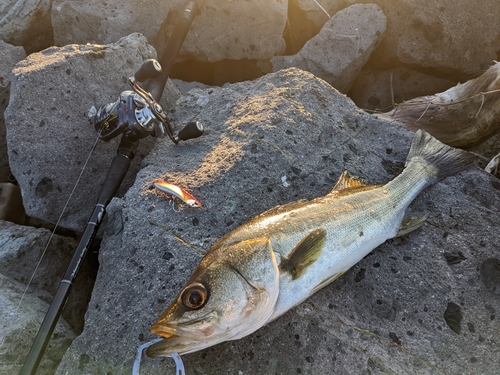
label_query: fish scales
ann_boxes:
[146,130,475,357]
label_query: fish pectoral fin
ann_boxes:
[395,214,427,237]
[280,228,326,280]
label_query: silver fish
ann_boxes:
[146,130,474,357]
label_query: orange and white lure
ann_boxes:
[154,181,202,208]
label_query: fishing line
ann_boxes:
[312,0,331,18]
[0,132,102,350]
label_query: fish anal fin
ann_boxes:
[332,171,370,192]
[280,228,326,280]
[395,214,427,238]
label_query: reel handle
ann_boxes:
[134,59,162,82]
[175,120,204,142]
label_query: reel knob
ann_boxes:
[134,59,162,82]
[175,121,204,142]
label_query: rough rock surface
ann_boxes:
[299,0,500,75]
[0,220,97,333]
[175,0,287,62]
[271,4,387,93]
[51,0,174,46]
[0,40,25,183]
[0,0,53,53]
[350,68,456,112]
[4,33,180,232]
[57,69,500,375]
[52,0,288,63]
[0,273,75,375]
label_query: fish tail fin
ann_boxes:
[406,129,475,181]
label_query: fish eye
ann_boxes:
[181,283,208,310]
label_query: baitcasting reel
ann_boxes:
[88,59,203,144]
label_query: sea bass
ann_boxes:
[146,130,474,357]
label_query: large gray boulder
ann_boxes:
[175,0,287,62]
[52,0,288,63]
[51,0,174,46]
[271,4,387,93]
[5,33,179,232]
[0,39,25,183]
[0,220,96,332]
[0,273,75,375]
[0,0,52,52]
[298,0,500,75]
[57,68,500,375]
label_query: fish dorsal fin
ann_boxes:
[332,171,369,192]
[280,228,326,280]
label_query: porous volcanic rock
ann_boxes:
[271,4,387,93]
[298,0,500,75]
[0,0,53,53]
[51,0,174,46]
[52,0,288,63]
[0,273,75,375]
[4,33,179,232]
[57,68,500,375]
[0,40,25,183]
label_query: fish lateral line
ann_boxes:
[280,228,327,279]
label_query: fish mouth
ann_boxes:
[146,326,215,357]
[145,336,191,357]
[151,310,217,339]
[151,320,215,340]
[148,318,218,357]
[150,323,176,339]
[146,336,181,357]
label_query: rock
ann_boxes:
[0,273,75,375]
[56,68,500,375]
[306,0,500,75]
[271,4,387,93]
[4,33,181,232]
[480,258,500,296]
[171,79,212,94]
[167,0,288,63]
[0,0,53,53]
[349,68,456,112]
[0,40,26,183]
[0,220,96,332]
[369,0,500,75]
[52,0,288,63]
[51,0,173,46]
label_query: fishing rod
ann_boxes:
[19,1,203,374]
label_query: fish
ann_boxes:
[146,130,475,357]
[154,181,202,208]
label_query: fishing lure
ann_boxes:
[133,338,185,375]
[154,181,202,208]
